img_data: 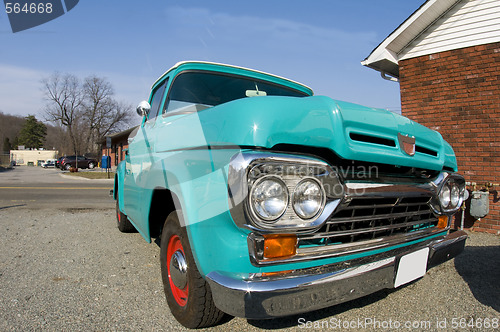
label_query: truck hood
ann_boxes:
[158,96,457,171]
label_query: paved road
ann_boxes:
[0,166,498,331]
[0,166,113,210]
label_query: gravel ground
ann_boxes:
[0,205,498,331]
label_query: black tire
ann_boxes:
[115,198,135,233]
[160,211,224,328]
[64,163,71,170]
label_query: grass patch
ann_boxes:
[66,171,115,179]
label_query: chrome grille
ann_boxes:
[298,196,438,247]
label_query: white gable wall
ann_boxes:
[399,0,500,60]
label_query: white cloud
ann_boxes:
[0,64,49,118]
[163,6,377,59]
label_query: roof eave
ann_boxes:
[361,0,460,78]
[361,49,400,78]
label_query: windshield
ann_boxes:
[164,71,309,113]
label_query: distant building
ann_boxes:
[10,150,58,166]
[362,0,500,234]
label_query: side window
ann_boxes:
[148,79,168,120]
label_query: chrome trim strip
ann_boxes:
[340,201,429,210]
[298,229,445,256]
[303,218,438,240]
[326,209,432,224]
[250,228,446,266]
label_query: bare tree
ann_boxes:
[42,73,133,158]
[94,99,132,139]
[42,73,84,156]
[82,76,132,154]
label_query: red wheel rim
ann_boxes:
[167,235,189,306]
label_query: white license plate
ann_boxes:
[394,248,429,288]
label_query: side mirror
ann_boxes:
[136,101,151,117]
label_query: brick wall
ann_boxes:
[399,42,500,234]
[101,139,128,168]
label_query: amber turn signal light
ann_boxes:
[263,234,297,259]
[437,215,448,229]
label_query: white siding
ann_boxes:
[399,0,500,60]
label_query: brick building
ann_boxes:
[362,0,499,234]
[101,126,138,168]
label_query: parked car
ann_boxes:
[41,159,57,168]
[55,156,64,169]
[114,61,467,328]
[59,155,97,170]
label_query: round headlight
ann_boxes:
[250,177,288,221]
[450,183,460,208]
[439,184,451,208]
[292,179,324,219]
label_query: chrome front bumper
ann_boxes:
[206,230,467,319]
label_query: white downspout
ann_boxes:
[381,71,399,82]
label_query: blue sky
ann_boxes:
[0,0,424,124]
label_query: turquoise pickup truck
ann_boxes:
[114,61,467,328]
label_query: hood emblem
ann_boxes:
[398,133,416,156]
